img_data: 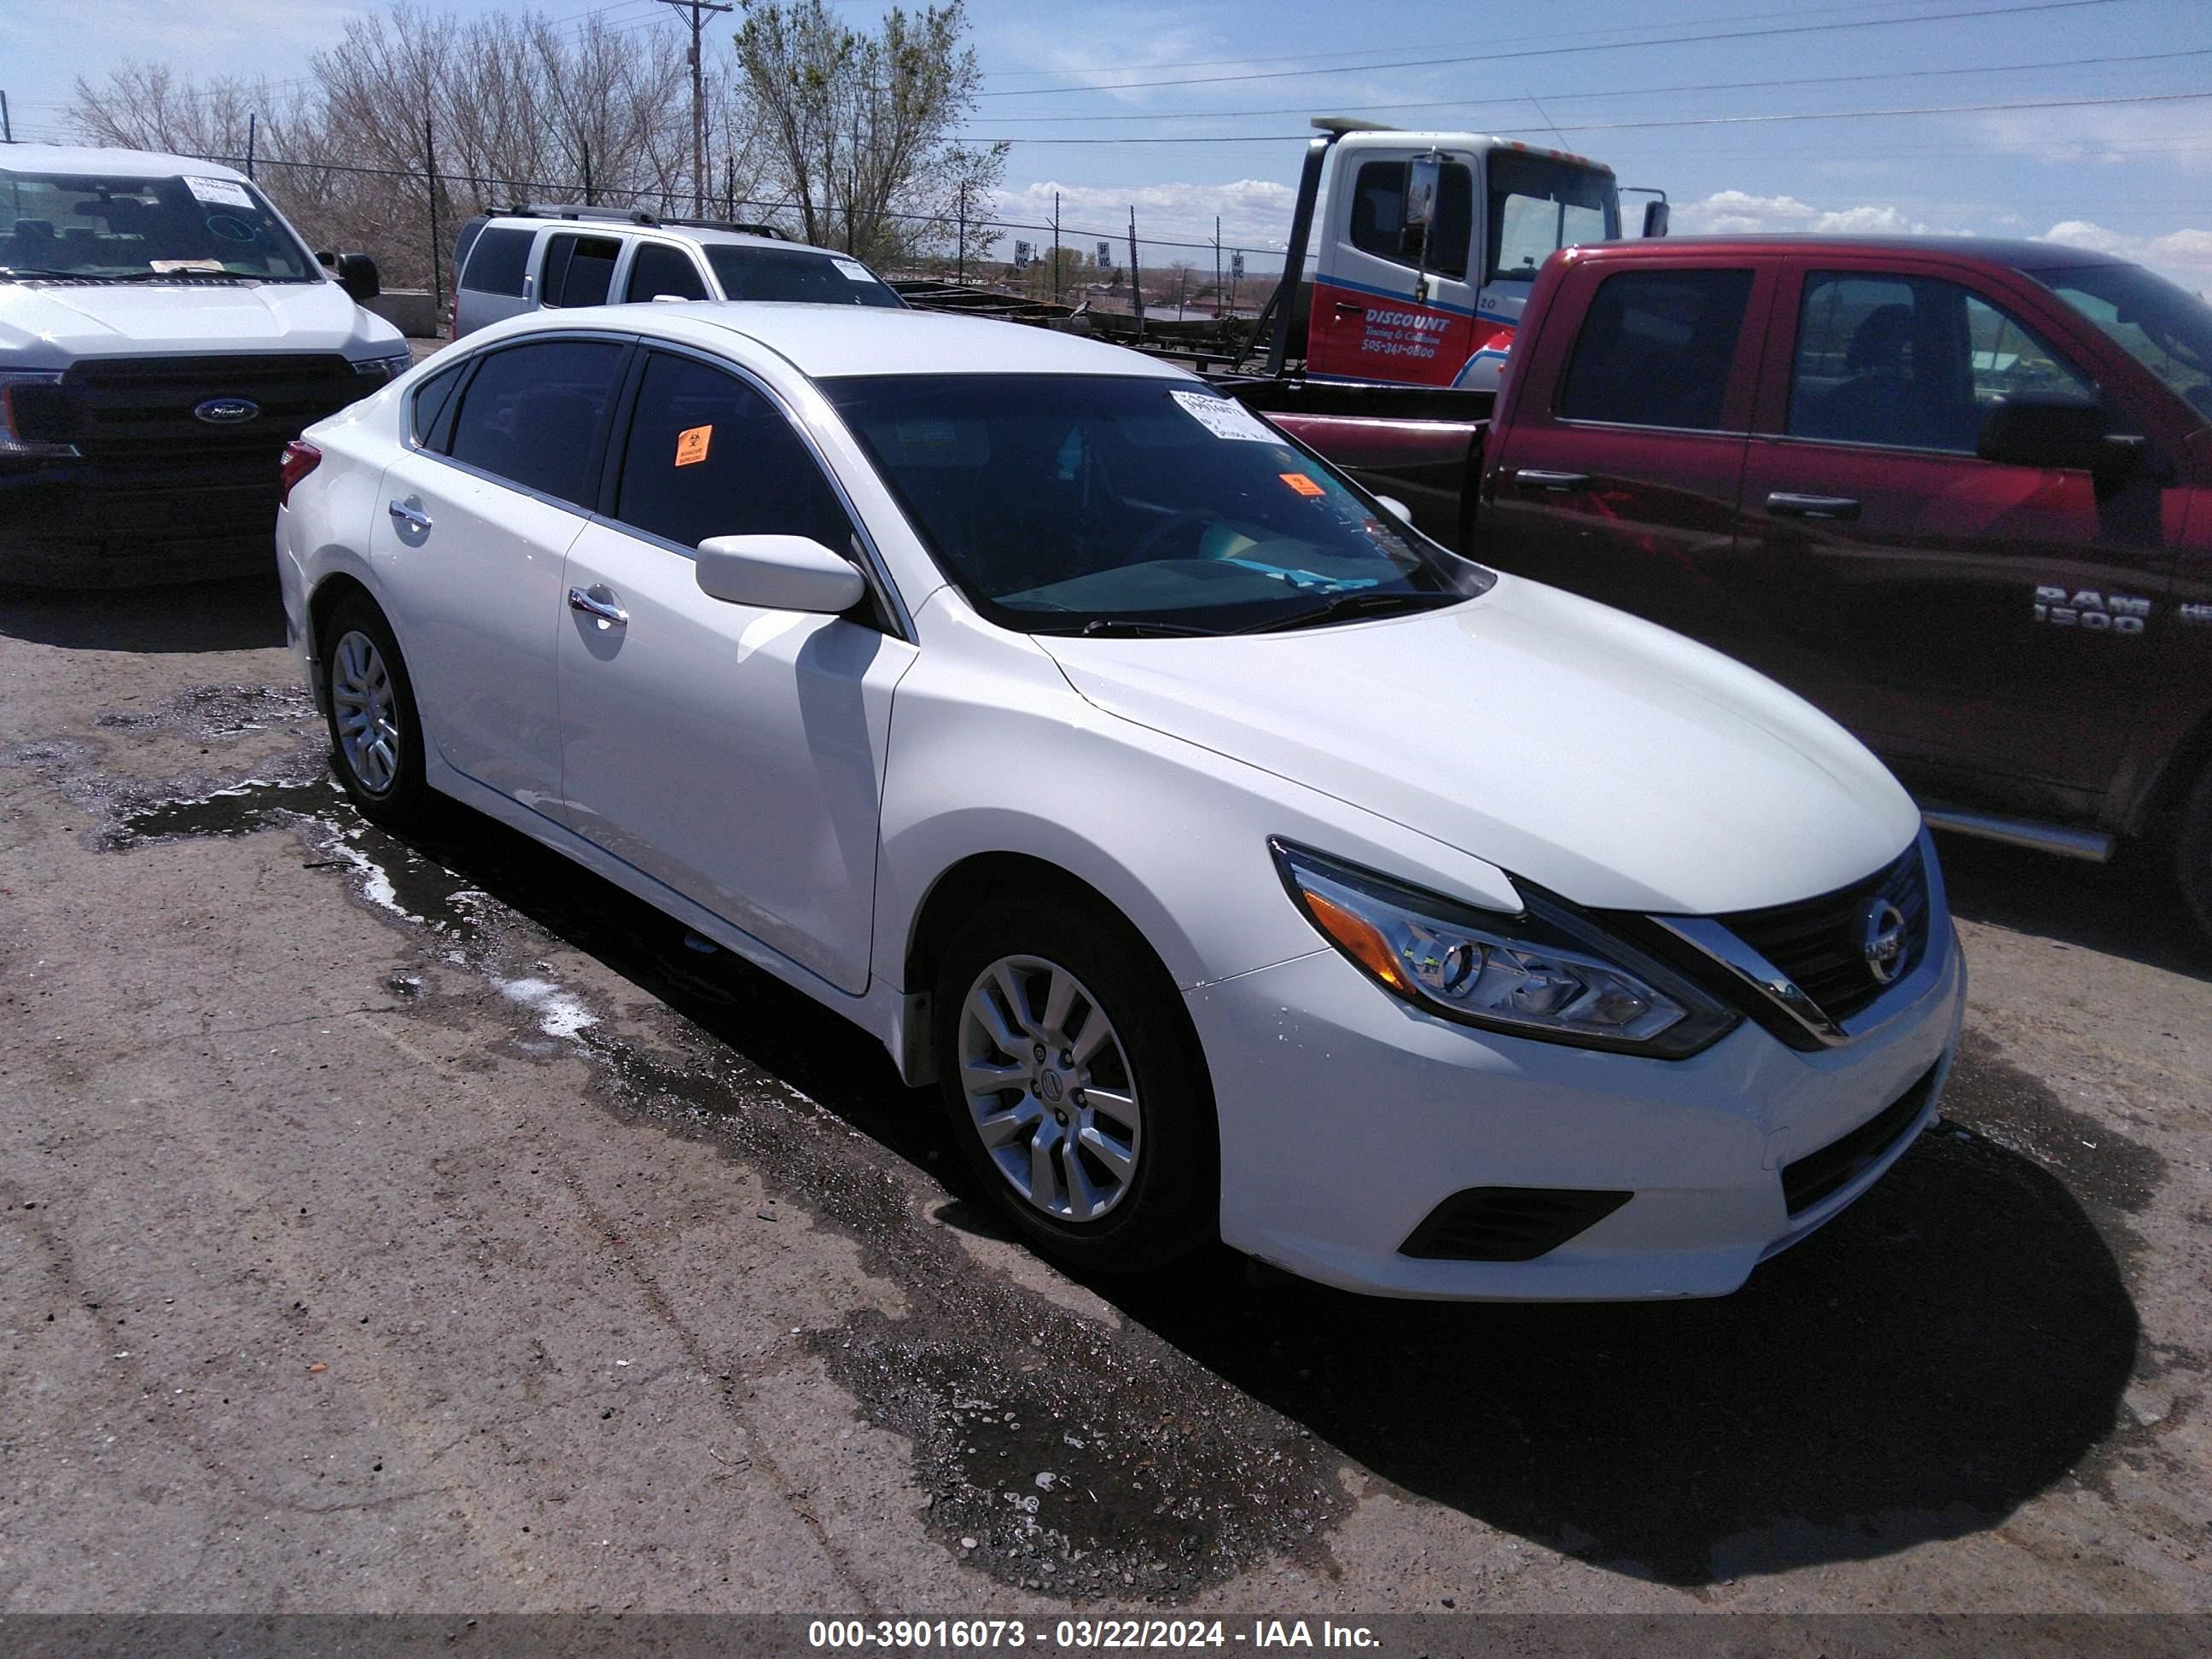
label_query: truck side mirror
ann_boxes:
[334,253,381,303]
[1641,200,1670,239]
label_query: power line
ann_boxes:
[964,87,2212,143]
[977,46,2211,125]
[973,0,2139,97]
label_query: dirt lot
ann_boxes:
[1,574,2207,1625]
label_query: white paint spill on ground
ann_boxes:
[497,976,599,1039]
[329,839,414,921]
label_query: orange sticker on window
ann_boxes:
[1280,471,1325,498]
[675,424,713,467]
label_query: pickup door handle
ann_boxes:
[1332,300,1366,317]
[568,586,629,627]
[386,499,432,532]
[1766,492,1861,521]
[1514,469,1591,492]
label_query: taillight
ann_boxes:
[279,439,323,507]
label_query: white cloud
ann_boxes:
[1672,191,1933,237]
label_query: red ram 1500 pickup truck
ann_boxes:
[1266,236,2212,936]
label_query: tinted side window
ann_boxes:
[626,242,708,302]
[1559,268,1754,430]
[614,352,853,552]
[1788,271,2095,452]
[542,234,620,307]
[461,226,531,296]
[410,363,464,448]
[1348,160,1475,281]
[446,340,626,506]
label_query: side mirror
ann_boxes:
[1640,200,1670,239]
[334,252,381,302]
[1977,394,2110,470]
[696,534,866,614]
[1372,494,1415,524]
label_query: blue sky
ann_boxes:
[3,0,2207,286]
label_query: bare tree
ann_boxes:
[734,0,1004,265]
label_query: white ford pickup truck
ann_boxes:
[0,143,409,586]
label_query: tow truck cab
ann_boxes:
[1295,122,1653,392]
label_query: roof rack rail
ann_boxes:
[485,202,789,241]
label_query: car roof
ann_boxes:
[485,300,1194,382]
[1575,233,2128,274]
[0,143,252,184]
[477,214,824,256]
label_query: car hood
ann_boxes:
[1033,574,1920,916]
[0,279,395,361]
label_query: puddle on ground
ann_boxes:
[1940,1030,2166,1219]
[91,682,313,741]
[108,774,489,943]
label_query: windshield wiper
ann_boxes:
[1030,617,1224,638]
[1233,589,1463,635]
[0,266,84,281]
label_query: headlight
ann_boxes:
[0,370,80,458]
[352,350,414,383]
[1271,839,1739,1059]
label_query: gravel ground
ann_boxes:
[0,573,2205,1626]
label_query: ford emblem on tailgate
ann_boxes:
[193,397,260,424]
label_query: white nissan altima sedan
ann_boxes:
[276,302,1963,1300]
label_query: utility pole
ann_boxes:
[956,180,968,284]
[1,92,12,145]
[662,0,734,218]
[1214,216,1222,320]
[1127,207,1144,340]
[1051,190,1062,305]
[245,113,257,179]
[425,114,442,318]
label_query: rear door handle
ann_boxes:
[1514,469,1590,492]
[386,499,432,532]
[1766,492,1861,521]
[568,585,629,627]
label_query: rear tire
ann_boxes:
[932,893,1218,1273]
[317,593,438,829]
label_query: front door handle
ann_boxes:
[568,585,629,627]
[1766,492,1861,521]
[1333,300,1367,317]
[386,499,432,532]
[1514,469,1591,492]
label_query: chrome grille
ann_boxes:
[1718,841,1930,1023]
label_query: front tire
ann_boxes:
[933,894,1218,1273]
[318,593,437,828]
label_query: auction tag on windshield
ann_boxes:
[675,424,713,467]
[183,176,254,209]
[148,259,227,274]
[832,259,875,283]
[1279,471,1327,498]
[1170,388,1278,443]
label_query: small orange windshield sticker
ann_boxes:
[675,424,713,467]
[1280,471,1325,498]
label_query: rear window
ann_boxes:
[461,227,532,297]
[447,339,627,506]
[1558,268,1754,431]
[704,245,905,308]
[542,234,620,308]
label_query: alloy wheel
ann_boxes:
[330,629,401,795]
[958,954,1143,1223]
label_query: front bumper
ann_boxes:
[0,461,279,588]
[1186,920,1964,1301]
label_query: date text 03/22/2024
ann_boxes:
[806,1618,1381,1650]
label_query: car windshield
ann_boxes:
[1486,153,1619,286]
[2031,260,2212,422]
[704,245,905,308]
[822,374,1490,634]
[0,168,317,282]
